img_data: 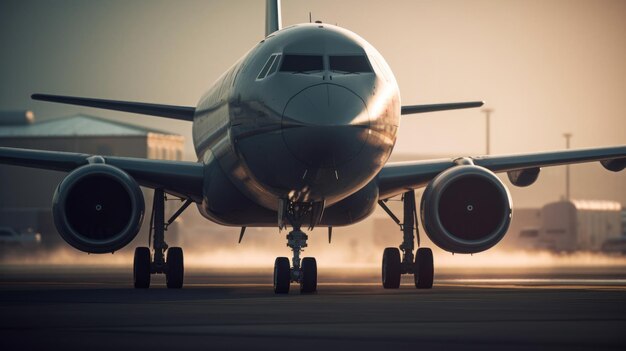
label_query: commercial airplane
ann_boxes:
[1,0,624,293]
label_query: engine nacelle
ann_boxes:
[52,164,145,253]
[420,165,512,254]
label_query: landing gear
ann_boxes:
[414,247,434,289]
[378,190,435,289]
[300,257,317,293]
[133,247,151,289]
[382,247,401,289]
[166,247,184,289]
[273,257,290,294]
[133,188,189,289]
[273,228,318,294]
[273,249,318,294]
[273,201,320,294]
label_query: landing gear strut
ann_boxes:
[379,190,434,289]
[273,201,319,294]
[133,188,187,289]
[274,226,317,294]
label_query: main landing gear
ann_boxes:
[273,201,319,294]
[134,188,191,289]
[379,190,434,289]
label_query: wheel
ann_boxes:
[414,247,434,289]
[274,257,290,294]
[166,247,184,289]
[133,247,151,289]
[300,257,317,293]
[382,247,401,289]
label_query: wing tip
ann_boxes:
[31,93,56,102]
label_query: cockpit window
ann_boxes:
[280,55,324,73]
[257,53,282,80]
[329,55,372,73]
[267,54,281,75]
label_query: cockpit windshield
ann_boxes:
[279,55,324,73]
[329,55,372,74]
[258,53,373,79]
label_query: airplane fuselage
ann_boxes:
[192,24,400,226]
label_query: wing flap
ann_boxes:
[601,157,626,172]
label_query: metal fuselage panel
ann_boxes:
[192,24,400,226]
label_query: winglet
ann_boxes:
[401,101,484,115]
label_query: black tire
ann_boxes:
[300,257,317,293]
[166,247,184,289]
[382,247,401,289]
[133,247,151,289]
[274,257,291,294]
[414,247,434,289]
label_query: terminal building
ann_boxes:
[0,110,184,249]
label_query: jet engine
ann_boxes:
[420,165,512,254]
[52,164,145,253]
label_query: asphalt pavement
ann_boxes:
[1,265,625,350]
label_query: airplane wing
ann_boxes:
[377,146,626,199]
[401,101,484,115]
[0,147,204,200]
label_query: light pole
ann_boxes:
[563,133,572,201]
[481,108,493,155]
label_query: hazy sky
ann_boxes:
[1,0,624,205]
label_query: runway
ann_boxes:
[1,265,626,350]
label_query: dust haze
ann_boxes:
[3,241,626,270]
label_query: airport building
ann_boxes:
[499,200,624,252]
[0,110,184,248]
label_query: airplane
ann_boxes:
[1,0,624,293]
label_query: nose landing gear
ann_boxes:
[273,201,320,294]
[273,227,318,294]
[379,190,434,289]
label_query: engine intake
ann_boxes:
[421,165,512,254]
[52,164,145,253]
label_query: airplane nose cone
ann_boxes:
[282,84,370,168]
